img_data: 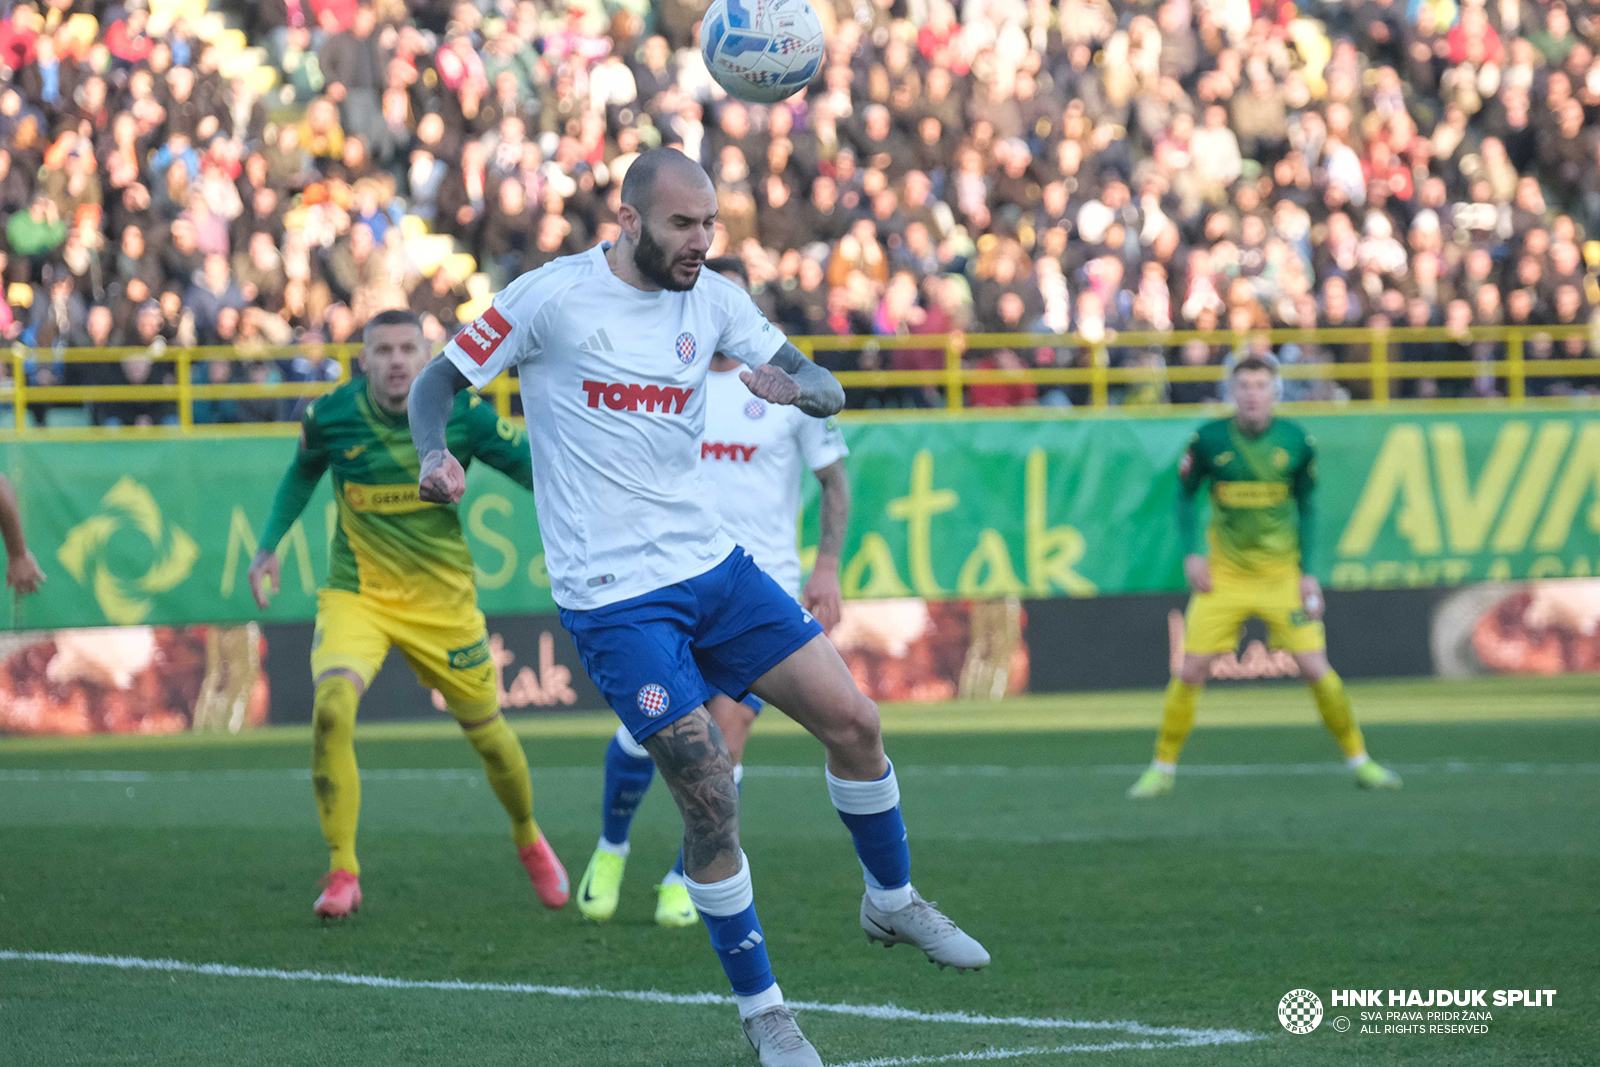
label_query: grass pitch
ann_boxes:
[1,675,1596,1066]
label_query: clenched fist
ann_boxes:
[419,448,466,504]
[740,364,801,406]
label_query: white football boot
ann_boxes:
[741,1006,824,1067]
[861,889,991,971]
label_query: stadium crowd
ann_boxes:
[2,0,1600,423]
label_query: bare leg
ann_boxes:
[750,634,886,781]
[643,706,742,883]
[752,637,989,970]
[707,693,758,767]
[646,707,788,1015]
[1177,653,1217,686]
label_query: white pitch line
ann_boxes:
[1,761,1597,785]
[830,1039,1228,1067]
[0,950,1261,1052]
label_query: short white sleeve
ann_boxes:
[709,276,785,368]
[444,299,534,389]
[797,412,849,471]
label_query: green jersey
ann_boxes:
[260,377,533,609]
[1178,416,1316,579]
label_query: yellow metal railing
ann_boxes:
[4,344,362,437]
[2,327,1598,437]
[796,325,1600,412]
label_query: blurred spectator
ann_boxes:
[2,0,1600,420]
[968,349,1038,408]
[193,359,242,425]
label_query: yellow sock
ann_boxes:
[311,676,362,876]
[1154,679,1202,766]
[459,706,540,848]
[1310,669,1366,760]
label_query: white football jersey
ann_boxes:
[700,367,849,598]
[444,245,786,610]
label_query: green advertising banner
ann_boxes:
[6,410,1600,630]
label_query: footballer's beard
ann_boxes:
[633,224,703,291]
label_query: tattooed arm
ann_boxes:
[740,341,846,418]
[410,354,473,503]
[642,706,743,882]
[801,460,850,630]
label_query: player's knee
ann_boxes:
[312,676,359,747]
[1298,653,1331,682]
[1177,656,1212,686]
[822,693,882,757]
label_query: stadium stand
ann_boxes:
[2,0,1600,423]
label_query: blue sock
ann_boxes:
[827,761,912,901]
[668,763,740,880]
[685,852,777,1001]
[601,728,655,849]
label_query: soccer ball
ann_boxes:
[700,0,825,105]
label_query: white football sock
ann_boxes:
[865,882,914,912]
[734,982,784,1019]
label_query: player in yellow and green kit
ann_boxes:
[1128,356,1402,799]
[247,309,569,917]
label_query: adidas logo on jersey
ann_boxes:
[581,329,615,353]
[581,379,694,414]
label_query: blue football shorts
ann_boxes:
[559,547,819,742]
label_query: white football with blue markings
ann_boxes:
[699,0,825,104]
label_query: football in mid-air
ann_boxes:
[700,0,825,104]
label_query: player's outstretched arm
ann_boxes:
[252,424,330,610]
[409,355,472,504]
[741,342,845,418]
[0,473,44,597]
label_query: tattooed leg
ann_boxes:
[643,706,742,883]
[645,707,779,1006]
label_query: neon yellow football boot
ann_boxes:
[576,849,626,922]
[654,881,698,928]
[1355,761,1403,790]
[1127,766,1175,799]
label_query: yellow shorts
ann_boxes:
[1183,569,1325,655]
[311,589,497,716]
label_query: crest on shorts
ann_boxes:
[675,332,697,364]
[744,398,767,420]
[637,683,670,717]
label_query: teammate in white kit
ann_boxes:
[574,256,854,929]
[408,149,987,1067]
